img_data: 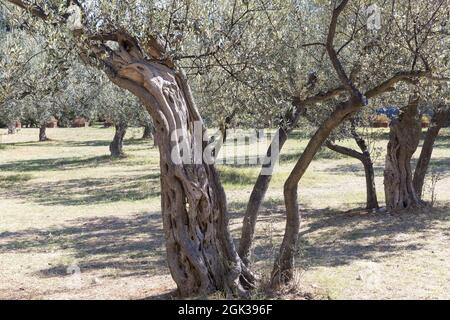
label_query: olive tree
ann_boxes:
[382,14,449,211]
[237,0,448,273]
[324,113,381,210]
[0,26,30,133]
[269,0,448,287]
[0,23,72,140]
[4,0,448,295]
[413,69,450,199]
[3,0,269,296]
[96,83,150,157]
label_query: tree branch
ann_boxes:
[325,140,364,160]
[7,0,48,20]
[326,0,361,98]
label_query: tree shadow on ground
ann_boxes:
[294,207,449,269]
[287,130,314,140]
[0,173,161,206]
[229,199,450,270]
[0,154,159,174]
[144,290,180,300]
[279,147,346,165]
[0,155,115,172]
[217,146,345,170]
[0,212,167,279]
[218,168,258,186]
[323,157,450,177]
[426,158,450,173]
[216,156,265,169]
[321,162,384,176]
[63,138,153,148]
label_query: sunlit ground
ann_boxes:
[0,126,449,299]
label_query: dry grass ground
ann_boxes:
[0,126,449,300]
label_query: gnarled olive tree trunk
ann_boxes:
[39,125,48,142]
[384,98,423,210]
[109,122,127,158]
[102,34,254,297]
[413,109,449,198]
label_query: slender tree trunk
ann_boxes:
[39,125,48,142]
[110,123,127,158]
[238,107,305,265]
[325,121,379,210]
[220,109,238,144]
[326,141,379,210]
[361,159,378,207]
[413,109,449,198]
[7,122,16,134]
[271,99,362,288]
[351,124,379,210]
[219,124,228,144]
[142,123,154,140]
[102,35,254,297]
[362,156,378,209]
[384,98,423,211]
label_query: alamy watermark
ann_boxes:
[66,264,82,289]
[366,4,382,31]
[169,122,281,176]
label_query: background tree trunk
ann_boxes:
[219,124,228,144]
[384,98,423,210]
[39,125,48,142]
[413,109,450,198]
[326,138,379,210]
[362,156,379,209]
[142,123,154,140]
[220,109,238,144]
[109,122,127,158]
[7,122,16,134]
[350,124,379,210]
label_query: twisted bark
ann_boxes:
[100,35,254,297]
[384,98,423,210]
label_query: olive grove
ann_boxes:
[0,0,448,298]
